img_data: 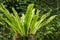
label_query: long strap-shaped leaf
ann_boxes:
[33,15,57,34]
[0,4,17,28]
[1,17,23,36]
[12,8,25,35]
[24,4,34,35]
[30,9,40,34]
[0,4,57,36]
[35,9,52,27]
[11,14,24,34]
[0,4,25,36]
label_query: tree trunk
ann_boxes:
[13,33,34,40]
[28,34,34,40]
[23,36,28,40]
[13,33,23,40]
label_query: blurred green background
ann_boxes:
[0,0,60,40]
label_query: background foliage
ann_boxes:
[0,0,60,40]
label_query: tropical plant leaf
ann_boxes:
[0,4,57,36]
[32,15,57,34]
[24,4,34,35]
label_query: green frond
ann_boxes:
[24,4,34,35]
[21,14,25,23]
[33,9,52,30]
[0,4,57,36]
[40,9,52,23]
[40,15,57,27]
[32,15,57,34]
[25,4,34,27]
[30,9,40,33]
